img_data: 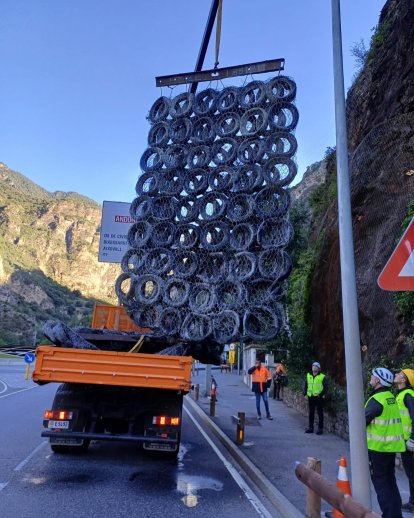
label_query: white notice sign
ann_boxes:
[98,201,132,263]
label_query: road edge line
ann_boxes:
[185,395,304,518]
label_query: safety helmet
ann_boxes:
[372,367,393,387]
[402,369,414,388]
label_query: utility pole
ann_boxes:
[331,0,371,507]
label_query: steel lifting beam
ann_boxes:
[156,58,285,89]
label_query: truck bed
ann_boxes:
[33,346,192,392]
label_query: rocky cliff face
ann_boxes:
[0,163,119,345]
[301,0,414,380]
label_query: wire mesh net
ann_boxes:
[116,75,298,342]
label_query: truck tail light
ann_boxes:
[152,416,180,426]
[44,410,73,420]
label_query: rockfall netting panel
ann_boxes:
[115,76,298,343]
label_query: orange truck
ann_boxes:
[32,305,192,457]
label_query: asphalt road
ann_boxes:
[0,362,277,518]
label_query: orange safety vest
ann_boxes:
[252,367,271,392]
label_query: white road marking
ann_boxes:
[0,482,9,491]
[0,380,8,394]
[184,406,273,518]
[0,385,37,399]
[14,441,48,472]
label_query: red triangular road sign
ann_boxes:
[378,216,414,291]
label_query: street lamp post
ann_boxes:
[331,0,371,507]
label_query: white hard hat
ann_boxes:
[372,367,393,387]
[312,362,321,369]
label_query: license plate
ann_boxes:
[48,420,69,429]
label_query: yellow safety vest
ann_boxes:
[396,388,414,441]
[365,390,405,452]
[306,373,325,397]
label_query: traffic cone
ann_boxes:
[332,456,352,518]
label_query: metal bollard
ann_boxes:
[232,412,245,445]
[210,396,216,417]
[194,384,199,401]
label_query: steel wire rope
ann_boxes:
[212,137,238,165]
[181,313,212,341]
[130,195,153,221]
[170,118,193,144]
[215,112,240,137]
[262,156,297,187]
[189,283,216,313]
[175,196,199,223]
[208,165,234,192]
[151,222,175,247]
[127,220,153,248]
[183,169,209,195]
[239,108,268,136]
[217,87,239,113]
[191,117,216,144]
[163,144,187,170]
[257,219,293,248]
[175,223,200,249]
[140,147,164,172]
[148,96,170,124]
[229,252,256,281]
[258,248,292,281]
[159,307,183,336]
[194,89,217,116]
[172,250,199,279]
[254,187,290,218]
[135,172,159,196]
[132,305,162,329]
[147,121,170,148]
[134,274,163,305]
[213,310,240,343]
[232,164,263,192]
[229,222,255,250]
[264,131,298,158]
[169,92,195,118]
[226,194,254,222]
[243,305,280,341]
[197,252,228,283]
[121,248,147,274]
[237,138,265,164]
[145,248,173,275]
[266,76,297,103]
[151,195,176,221]
[268,102,299,132]
[216,280,246,310]
[239,80,267,108]
[115,272,135,305]
[199,192,228,221]
[163,278,191,307]
[187,145,212,169]
[158,169,184,196]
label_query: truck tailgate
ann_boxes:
[33,346,192,392]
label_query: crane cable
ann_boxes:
[214,0,223,69]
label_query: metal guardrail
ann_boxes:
[0,346,35,357]
[295,462,380,518]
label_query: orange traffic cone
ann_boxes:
[332,456,352,518]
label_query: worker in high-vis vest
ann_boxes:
[395,368,414,513]
[248,359,273,420]
[303,362,327,435]
[365,367,405,518]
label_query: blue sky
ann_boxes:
[0,1,384,205]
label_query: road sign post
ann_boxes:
[331,0,371,507]
[24,352,35,381]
